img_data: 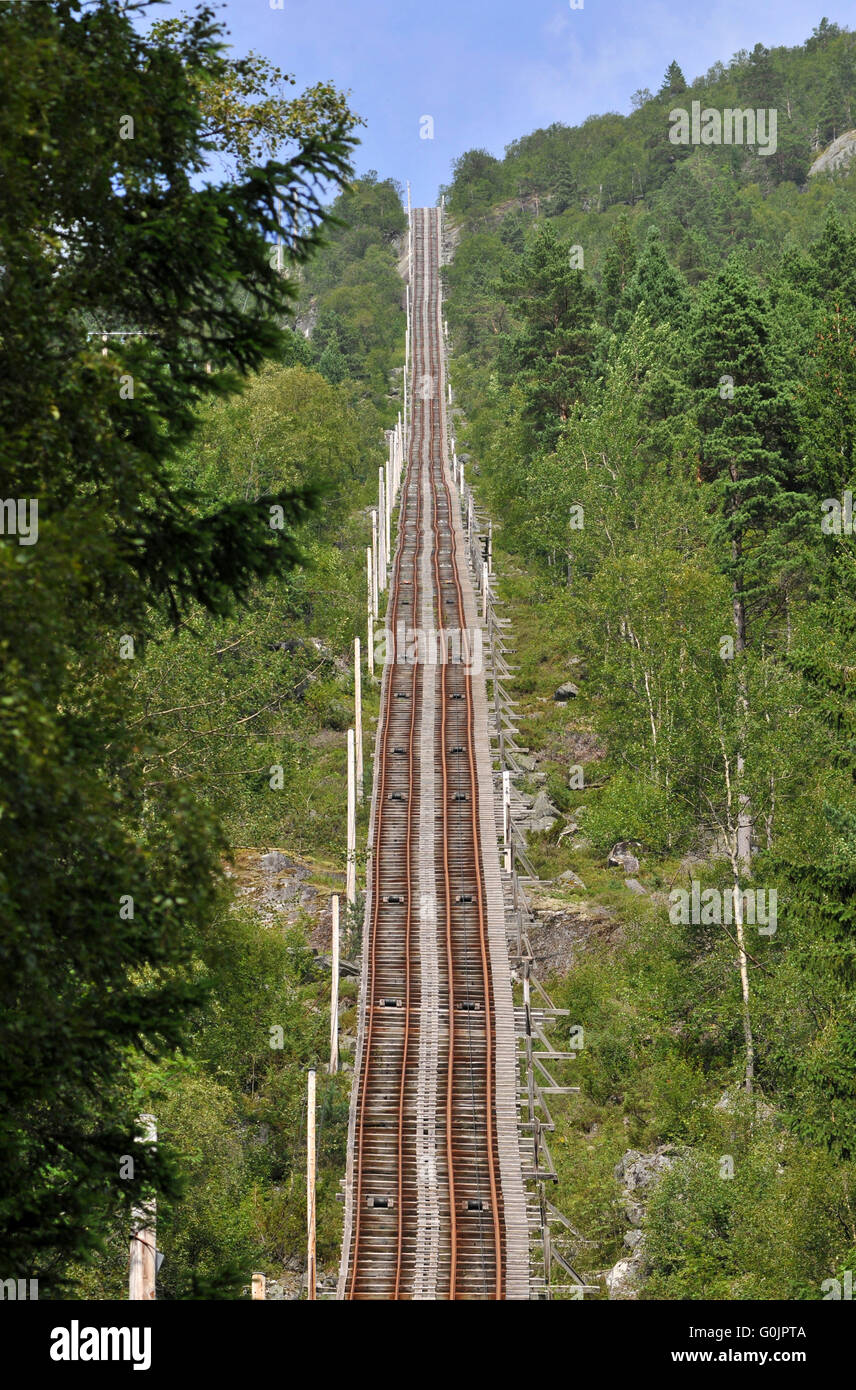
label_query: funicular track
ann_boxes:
[338,208,528,1301]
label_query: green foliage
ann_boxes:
[495,220,596,444]
[0,0,356,1285]
[444,22,856,1299]
[645,1135,856,1299]
[659,61,688,97]
[618,225,689,329]
[150,14,363,171]
[301,173,407,405]
[442,25,856,237]
[687,258,800,635]
[583,772,687,857]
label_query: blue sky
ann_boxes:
[147,1,844,205]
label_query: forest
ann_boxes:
[2,0,856,1304]
[441,18,856,1298]
[0,0,405,1298]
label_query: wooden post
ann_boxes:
[542,1189,552,1294]
[467,493,473,541]
[366,548,375,679]
[488,520,493,575]
[382,469,388,580]
[355,637,363,803]
[307,1068,316,1301]
[251,1272,266,1301]
[370,513,379,618]
[523,962,538,1197]
[503,771,512,874]
[393,429,399,503]
[346,728,356,905]
[482,562,489,621]
[377,468,386,583]
[396,422,402,499]
[129,1113,157,1301]
[459,462,465,499]
[329,895,340,1075]
[396,412,403,528]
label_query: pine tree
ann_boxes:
[599,213,637,329]
[318,329,349,384]
[619,226,689,331]
[809,211,856,312]
[0,0,354,1280]
[552,165,577,214]
[689,260,798,643]
[496,221,596,443]
[659,60,687,97]
[743,43,784,110]
[817,69,850,143]
[798,305,856,498]
[688,259,799,1091]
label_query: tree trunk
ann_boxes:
[732,546,752,870]
[729,537,754,1091]
[732,872,755,1095]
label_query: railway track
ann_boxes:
[338,207,527,1301]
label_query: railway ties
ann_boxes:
[338,208,528,1301]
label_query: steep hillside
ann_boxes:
[442,21,856,1299]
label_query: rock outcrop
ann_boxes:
[604,1145,677,1300]
[809,129,856,177]
[608,841,641,874]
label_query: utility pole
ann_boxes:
[346,728,356,906]
[129,1113,157,1301]
[366,547,375,679]
[378,466,387,581]
[406,181,412,278]
[306,1069,316,1301]
[354,637,363,803]
[370,512,379,618]
[329,895,340,1076]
